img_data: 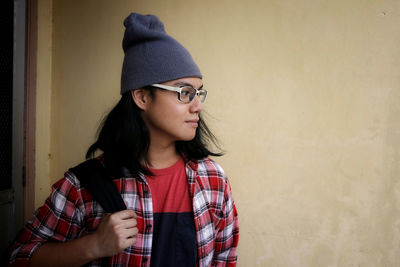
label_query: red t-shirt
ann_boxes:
[145,158,197,267]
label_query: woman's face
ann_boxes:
[139,77,203,144]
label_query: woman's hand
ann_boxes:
[90,209,138,258]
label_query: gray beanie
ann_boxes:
[120,13,202,94]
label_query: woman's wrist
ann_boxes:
[79,232,102,261]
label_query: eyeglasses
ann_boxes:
[149,84,207,103]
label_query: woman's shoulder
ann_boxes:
[191,157,227,180]
[49,157,104,196]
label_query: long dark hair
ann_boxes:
[86,91,223,178]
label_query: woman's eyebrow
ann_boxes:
[173,82,204,90]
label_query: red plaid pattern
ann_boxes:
[9,158,239,266]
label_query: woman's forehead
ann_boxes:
[162,77,203,88]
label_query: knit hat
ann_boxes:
[120,13,202,94]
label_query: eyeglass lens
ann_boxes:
[180,87,207,103]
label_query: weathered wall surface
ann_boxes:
[36,0,400,265]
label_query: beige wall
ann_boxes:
[35,0,52,207]
[36,0,400,266]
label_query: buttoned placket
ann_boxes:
[185,161,205,267]
[137,174,154,267]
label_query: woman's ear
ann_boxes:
[131,89,151,110]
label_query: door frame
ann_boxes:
[24,0,37,222]
[12,0,27,238]
[12,0,37,236]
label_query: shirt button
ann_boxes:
[146,224,152,230]
[143,190,148,195]
[143,257,148,262]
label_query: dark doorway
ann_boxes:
[0,0,27,262]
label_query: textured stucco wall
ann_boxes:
[35,0,52,207]
[36,0,400,266]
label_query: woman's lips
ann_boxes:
[186,120,199,127]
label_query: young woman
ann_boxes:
[9,13,239,267]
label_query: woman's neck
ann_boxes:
[145,140,180,169]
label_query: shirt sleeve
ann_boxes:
[8,174,85,266]
[212,177,239,266]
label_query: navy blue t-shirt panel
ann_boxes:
[146,158,197,267]
[150,212,197,267]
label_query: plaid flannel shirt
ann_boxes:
[9,157,239,266]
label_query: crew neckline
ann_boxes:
[148,157,185,176]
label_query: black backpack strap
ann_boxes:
[69,159,127,213]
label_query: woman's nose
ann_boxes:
[189,95,203,113]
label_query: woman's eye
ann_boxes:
[181,88,192,97]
